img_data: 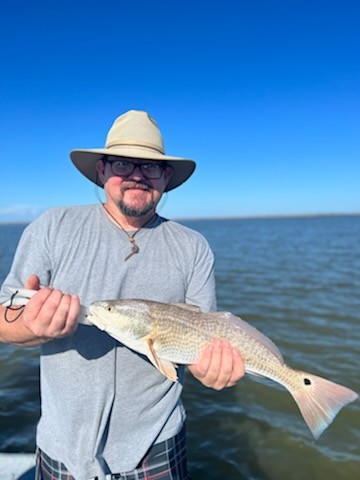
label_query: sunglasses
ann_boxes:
[103,159,170,179]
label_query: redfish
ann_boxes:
[88,299,358,439]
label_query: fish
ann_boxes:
[87,299,358,439]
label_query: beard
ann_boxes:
[118,198,157,217]
[116,182,158,217]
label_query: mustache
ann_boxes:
[121,181,152,191]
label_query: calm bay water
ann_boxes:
[0,216,359,479]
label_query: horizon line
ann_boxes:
[0,211,359,226]
[177,211,360,221]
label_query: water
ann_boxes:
[0,216,359,479]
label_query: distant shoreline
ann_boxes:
[1,212,359,226]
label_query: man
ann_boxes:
[0,110,244,479]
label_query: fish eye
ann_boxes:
[107,305,115,313]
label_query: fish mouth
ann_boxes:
[87,305,106,331]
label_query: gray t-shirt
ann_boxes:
[0,204,216,480]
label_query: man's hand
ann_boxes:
[188,340,245,390]
[21,275,80,340]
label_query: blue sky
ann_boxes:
[0,0,359,222]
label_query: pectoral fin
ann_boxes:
[145,338,178,382]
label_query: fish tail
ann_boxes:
[289,371,358,439]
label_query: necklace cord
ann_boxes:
[101,203,156,261]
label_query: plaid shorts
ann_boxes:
[35,426,191,480]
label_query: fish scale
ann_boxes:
[150,303,282,371]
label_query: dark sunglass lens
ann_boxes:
[141,164,163,178]
[111,161,133,175]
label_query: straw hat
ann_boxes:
[70,110,196,192]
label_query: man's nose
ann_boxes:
[128,164,145,180]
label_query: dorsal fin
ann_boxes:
[211,311,285,364]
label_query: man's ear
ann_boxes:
[96,160,106,185]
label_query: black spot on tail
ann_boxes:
[304,378,311,386]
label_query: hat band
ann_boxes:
[105,140,165,154]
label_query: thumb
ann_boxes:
[24,275,41,290]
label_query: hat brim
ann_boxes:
[70,146,196,192]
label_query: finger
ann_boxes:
[212,340,234,390]
[24,275,41,290]
[24,289,63,337]
[58,295,80,337]
[37,289,64,326]
[227,349,245,386]
[191,344,214,379]
[67,295,81,325]
[23,287,55,325]
[47,293,72,337]
[202,340,223,387]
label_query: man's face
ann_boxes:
[97,157,173,217]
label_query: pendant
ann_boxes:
[125,238,140,261]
